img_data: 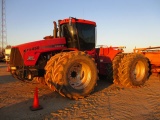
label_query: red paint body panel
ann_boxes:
[99,47,123,62]
[85,47,123,75]
[13,38,66,66]
[98,47,123,75]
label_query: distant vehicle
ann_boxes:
[5,48,11,62]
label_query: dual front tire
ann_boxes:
[45,51,98,100]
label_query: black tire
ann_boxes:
[105,63,113,83]
[10,70,23,80]
[118,53,149,87]
[112,53,125,84]
[105,53,124,84]
[45,51,98,100]
[33,77,46,85]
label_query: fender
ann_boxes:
[97,46,124,75]
[99,47,123,63]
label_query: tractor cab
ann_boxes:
[58,17,96,51]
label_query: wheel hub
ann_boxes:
[132,61,145,82]
[68,62,91,90]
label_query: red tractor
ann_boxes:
[10,17,149,99]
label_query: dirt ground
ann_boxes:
[0,62,160,120]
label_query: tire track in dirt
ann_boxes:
[44,77,160,120]
[123,78,160,120]
[142,79,160,119]
[44,85,131,120]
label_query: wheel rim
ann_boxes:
[132,61,145,82]
[68,62,91,90]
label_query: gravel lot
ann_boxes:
[0,62,160,120]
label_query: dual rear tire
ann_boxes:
[118,53,149,87]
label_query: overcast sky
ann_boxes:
[1,0,160,52]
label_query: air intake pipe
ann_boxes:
[58,20,61,37]
[53,21,57,38]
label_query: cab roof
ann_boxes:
[60,18,96,26]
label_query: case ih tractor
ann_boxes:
[10,17,149,99]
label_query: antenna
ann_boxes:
[1,0,7,53]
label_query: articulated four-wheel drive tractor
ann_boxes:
[9,17,149,100]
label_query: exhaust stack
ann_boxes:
[53,21,57,38]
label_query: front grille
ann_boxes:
[10,48,24,66]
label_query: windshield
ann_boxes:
[60,23,95,50]
[76,23,95,50]
[76,23,95,43]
